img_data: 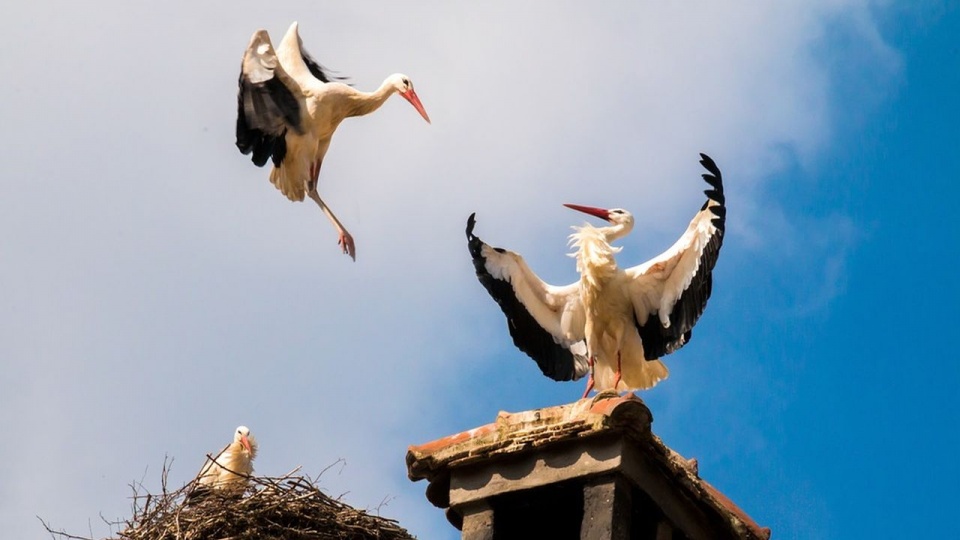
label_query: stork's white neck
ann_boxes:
[344,79,399,118]
[602,220,633,243]
[569,224,624,290]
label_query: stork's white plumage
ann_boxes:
[195,425,258,493]
[467,154,726,396]
[236,22,431,260]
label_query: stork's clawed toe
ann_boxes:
[338,232,356,261]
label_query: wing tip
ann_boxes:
[466,212,477,236]
[698,153,720,177]
[466,213,485,259]
[300,47,352,85]
[699,154,723,189]
[697,153,726,230]
[247,29,271,47]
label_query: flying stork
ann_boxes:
[190,425,258,498]
[467,154,726,397]
[237,22,431,260]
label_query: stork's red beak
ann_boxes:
[564,203,612,222]
[400,89,431,124]
[240,435,252,453]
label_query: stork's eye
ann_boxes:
[402,78,410,86]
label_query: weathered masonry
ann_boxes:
[406,393,770,540]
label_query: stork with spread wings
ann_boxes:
[467,154,726,396]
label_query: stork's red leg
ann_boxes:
[311,158,325,186]
[612,351,623,389]
[307,181,357,261]
[581,376,595,399]
[308,161,321,190]
[581,356,596,399]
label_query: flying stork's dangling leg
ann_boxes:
[308,160,356,261]
[581,356,596,399]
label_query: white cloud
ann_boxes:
[0,1,899,538]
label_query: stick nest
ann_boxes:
[44,463,416,540]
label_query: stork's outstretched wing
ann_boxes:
[467,214,589,381]
[626,153,726,359]
[236,30,303,167]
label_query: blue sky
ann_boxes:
[1,2,957,539]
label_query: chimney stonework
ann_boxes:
[406,393,770,540]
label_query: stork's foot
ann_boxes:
[581,375,595,399]
[581,355,596,399]
[338,231,356,261]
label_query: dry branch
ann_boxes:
[42,462,416,540]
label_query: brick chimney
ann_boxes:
[406,393,770,540]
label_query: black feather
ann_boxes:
[235,71,302,168]
[300,48,351,85]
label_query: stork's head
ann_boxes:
[388,73,431,124]
[564,204,635,244]
[234,425,256,455]
[564,204,634,227]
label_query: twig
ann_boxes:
[318,457,347,478]
[37,516,93,540]
[46,459,417,540]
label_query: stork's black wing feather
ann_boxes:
[236,31,304,168]
[235,73,300,167]
[634,153,726,359]
[300,48,351,86]
[466,214,588,382]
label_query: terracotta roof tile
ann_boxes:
[407,392,650,480]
